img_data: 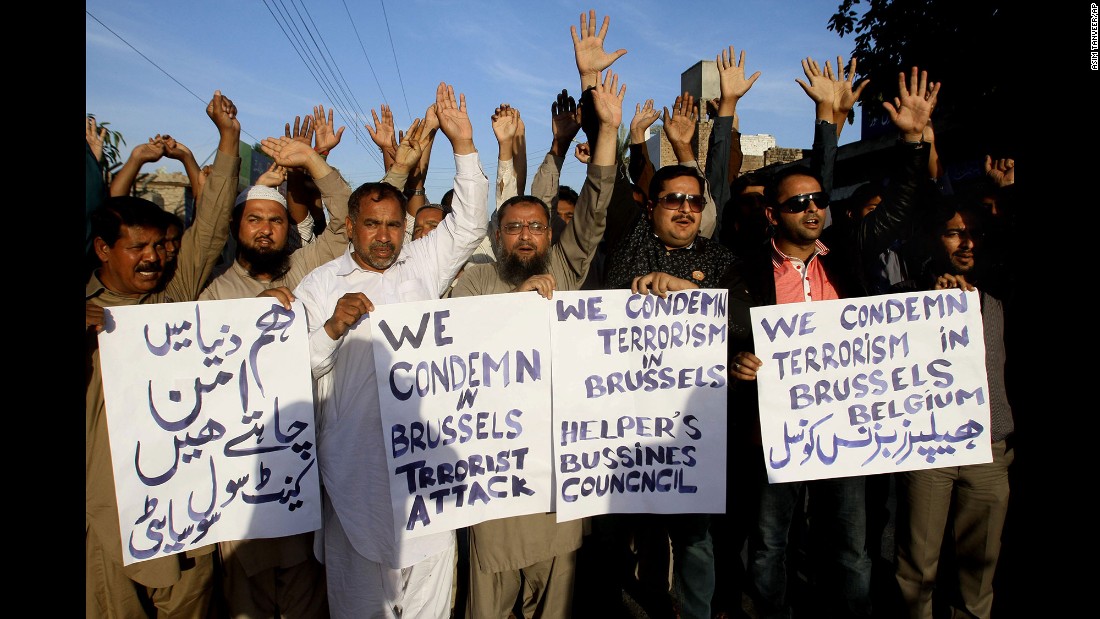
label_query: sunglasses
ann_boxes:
[778,191,830,213]
[655,192,706,213]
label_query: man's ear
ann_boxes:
[764,205,778,226]
[94,237,111,262]
[646,204,655,221]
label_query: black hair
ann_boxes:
[551,185,579,212]
[764,166,824,206]
[90,196,167,248]
[348,182,408,219]
[730,171,767,197]
[647,164,705,205]
[495,195,551,227]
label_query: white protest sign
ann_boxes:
[550,289,728,522]
[97,298,320,565]
[370,293,552,539]
[750,289,992,483]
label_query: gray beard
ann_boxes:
[498,249,551,287]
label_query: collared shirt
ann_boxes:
[771,238,839,304]
[293,151,488,569]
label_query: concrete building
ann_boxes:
[643,59,806,179]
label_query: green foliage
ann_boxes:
[826,1,1018,126]
[87,113,126,172]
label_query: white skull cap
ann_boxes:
[234,185,288,209]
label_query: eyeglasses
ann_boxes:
[778,191,830,213]
[501,221,549,235]
[656,192,706,213]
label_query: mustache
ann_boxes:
[672,214,695,223]
[370,241,394,250]
[135,262,163,273]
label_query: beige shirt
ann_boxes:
[199,169,353,302]
[450,163,615,572]
[86,150,237,587]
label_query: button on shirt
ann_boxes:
[293,152,488,569]
[771,238,839,304]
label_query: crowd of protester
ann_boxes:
[86,9,1020,619]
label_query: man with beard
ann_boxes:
[726,67,940,619]
[447,66,621,619]
[198,132,392,618]
[85,90,239,617]
[287,82,489,619]
[889,197,1016,619]
[198,136,355,302]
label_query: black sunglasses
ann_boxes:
[778,191,830,213]
[655,192,706,213]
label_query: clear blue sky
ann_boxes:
[86,0,867,200]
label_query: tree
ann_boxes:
[87,113,127,173]
[827,0,1019,153]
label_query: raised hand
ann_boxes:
[285,114,314,148]
[162,135,193,161]
[421,103,440,136]
[435,82,475,154]
[574,142,591,164]
[827,55,869,129]
[206,90,240,137]
[551,89,582,144]
[883,66,940,141]
[716,45,760,110]
[259,135,317,169]
[131,135,167,164]
[795,57,834,120]
[256,161,289,187]
[392,118,426,172]
[492,104,518,144]
[662,92,698,147]
[365,104,398,157]
[984,156,1015,188]
[629,98,659,143]
[571,9,627,84]
[86,116,107,162]
[590,69,625,128]
[313,104,345,153]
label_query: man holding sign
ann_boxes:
[449,68,621,618]
[726,67,940,618]
[85,90,240,617]
[292,82,489,618]
[890,196,1016,618]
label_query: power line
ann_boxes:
[340,0,391,111]
[262,0,384,172]
[378,0,413,123]
[86,9,263,146]
[292,0,374,137]
[272,0,370,148]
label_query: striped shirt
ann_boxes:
[770,238,839,304]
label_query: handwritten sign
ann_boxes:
[370,294,553,539]
[550,289,729,522]
[97,298,321,565]
[750,289,992,483]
